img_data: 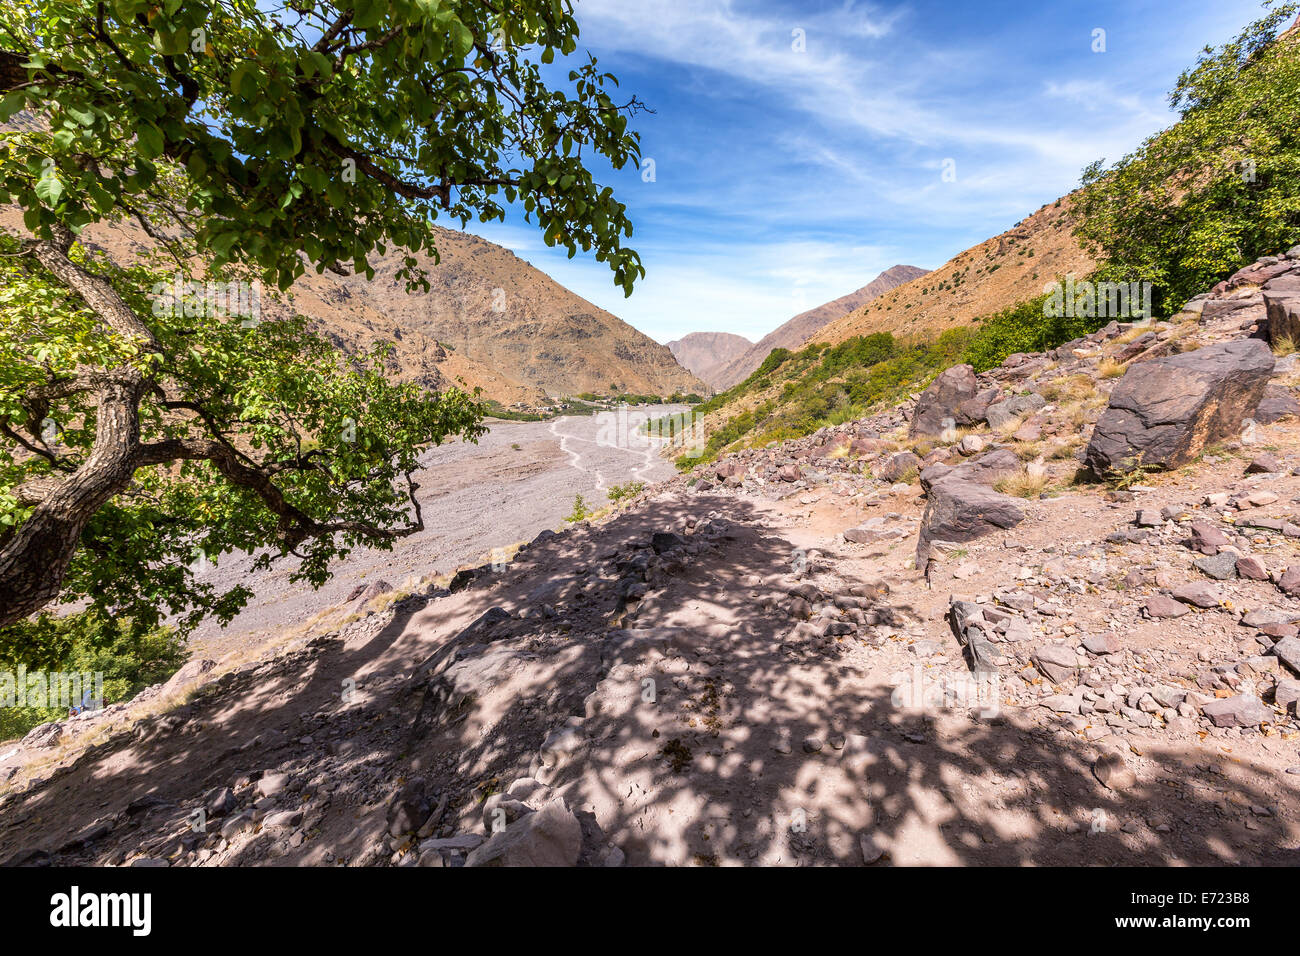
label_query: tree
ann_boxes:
[1074,2,1300,313]
[0,0,647,647]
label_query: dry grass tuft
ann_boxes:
[995,468,1051,499]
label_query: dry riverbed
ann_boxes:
[188,405,687,660]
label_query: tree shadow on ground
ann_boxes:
[1,494,1296,866]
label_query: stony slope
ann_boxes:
[713,264,930,388]
[815,197,1093,346]
[666,332,753,389]
[3,249,1300,867]
[313,226,705,399]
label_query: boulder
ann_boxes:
[1033,644,1080,684]
[919,448,1020,492]
[1084,340,1274,476]
[986,392,1046,431]
[1200,694,1272,728]
[910,365,978,437]
[161,658,217,697]
[916,478,1024,564]
[464,799,582,867]
[1254,385,1300,424]
[21,721,63,749]
[1263,273,1300,345]
[875,452,919,483]
[1200,295,1265,324]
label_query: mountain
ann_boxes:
[712,264,930,388]
[666,332,753,389]
[812,198,1092,346]
[2,210,705,406]
[307,227,706,400]
[685,194,1097,460]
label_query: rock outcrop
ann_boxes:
[910,365,979,437]
[1084,339,1275,476]
[916,477,1025,564]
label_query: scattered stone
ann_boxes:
[1187,522,1231,555]
[1083,633,1121,655]
[256,772,289,799]
[1278,567,1300,597]
[1246,453,1282,474]
[1092,752,1136,791]
[1033,644,1080,684]
[1237,555,1269,581]
[464,799,582,867]
[1272,636,1300,676]
[876,452,920,483]
[1200,694,1272,728]
[1194,552,1238,581]
[1171,582,1222,609]
[1143,595,1190,619]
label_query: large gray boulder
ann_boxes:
[916,477,1025,564]
[1084,339,1274,476]
[919,447,1020,492]
[985,392,1046,431]
[1255,384,1300,424]
[910,365,978,437]
[464,798,582,867]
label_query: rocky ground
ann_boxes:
[3,253,1300,867]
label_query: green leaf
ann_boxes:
[34,171,63,205]
[136,124,164,159]
[449,18,474,57]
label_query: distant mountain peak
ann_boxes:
[666,332,753,386]
[707,264,930,388]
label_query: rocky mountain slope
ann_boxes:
[815,198,1092,346]
[666,332,753,389]
[3,247,1300,867]
[713,265,930,388]
[0,211,705,405]
[314,227,705,399]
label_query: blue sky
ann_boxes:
[464,0,1269,345]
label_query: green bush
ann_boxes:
[0,610,187,742]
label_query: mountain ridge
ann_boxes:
[712,264,931,388]
[666,331,753,389]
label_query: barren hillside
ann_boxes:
[667,332,753,389]
[0,212,704,405]
[816,197,1094,345]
